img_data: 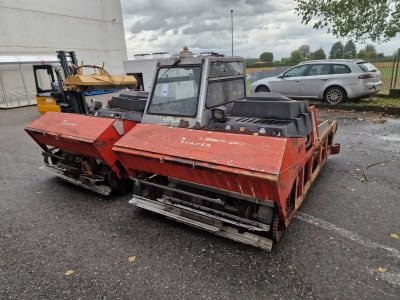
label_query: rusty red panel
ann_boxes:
[113,124,307,219]
[25,112,137,178]
[26,112,117,142]
[114,124,291,175]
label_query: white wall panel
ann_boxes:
[0,0,127,74]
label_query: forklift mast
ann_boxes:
[56,51,78,78]
[34,50,137,115]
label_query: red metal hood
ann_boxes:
[114,124,306,217]
[25,112,137,177]
[114,124,305,179]
[26,112,119,143]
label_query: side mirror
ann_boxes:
[277,75,284,79]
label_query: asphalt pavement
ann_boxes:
[0,106,399,299]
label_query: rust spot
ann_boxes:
[178,119,189,128]
[298,143,304,154]
[193,121,202,129]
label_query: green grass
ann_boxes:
[246,80,252,95]
[310,97,400,108]
[350,97,400,107]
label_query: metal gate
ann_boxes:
[389,49,400,97]
[0,55,57,109]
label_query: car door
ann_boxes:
[269,65,309,97]
[300,64,331,98]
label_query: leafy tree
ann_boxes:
[245,58,259,67]
[259,52,273,62]
[365,44,377,54]
[329,42,344,59]
[298,45,311,58]
[290,50,304,63]
[294,0,400,42]
[280,57,291,65]
[357,49,367,60]
[343,40,357,58]
[310,48,326,60]
[360,44,378,59]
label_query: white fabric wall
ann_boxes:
[0,0,127,74]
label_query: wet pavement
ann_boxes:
[0,106,399,299]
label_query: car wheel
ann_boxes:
[324,86,346,105]
[255,85,270,93]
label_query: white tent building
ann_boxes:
[0,0,127,108]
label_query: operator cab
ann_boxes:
[142,47,246,127]
[143,47,313,138]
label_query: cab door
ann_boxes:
[33,65,56,95]
[33,65,61,113]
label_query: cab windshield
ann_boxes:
[147,66,202,117]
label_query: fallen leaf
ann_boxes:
[350,188,356,192]
[64,270,74,276]
[372,119,387,124]
[377,267,387,273]
[128,256,136,262]
[390,233,400,239]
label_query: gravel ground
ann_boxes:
[0,106,399,299]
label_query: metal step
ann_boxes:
[40,166,112,195]
[159,195,270,232]
[129,195,273,251]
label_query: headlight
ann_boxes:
[211,108,226,122]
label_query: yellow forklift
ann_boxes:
[33,51,136,114]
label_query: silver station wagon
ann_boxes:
[251,59,382,104]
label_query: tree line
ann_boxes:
[254,41,384,67]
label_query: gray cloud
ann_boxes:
[121,0,399,59]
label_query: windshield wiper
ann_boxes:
[207,99,240,109]
[159,58,181,79]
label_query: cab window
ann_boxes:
[206,78,245,108]
[147,66,202,117]
[209,61,245,78]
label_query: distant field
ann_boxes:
[246,66,276,74]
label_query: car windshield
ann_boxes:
[358,62,377,72]
[147,66,202,117]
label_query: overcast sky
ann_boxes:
[121,0,400,59]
